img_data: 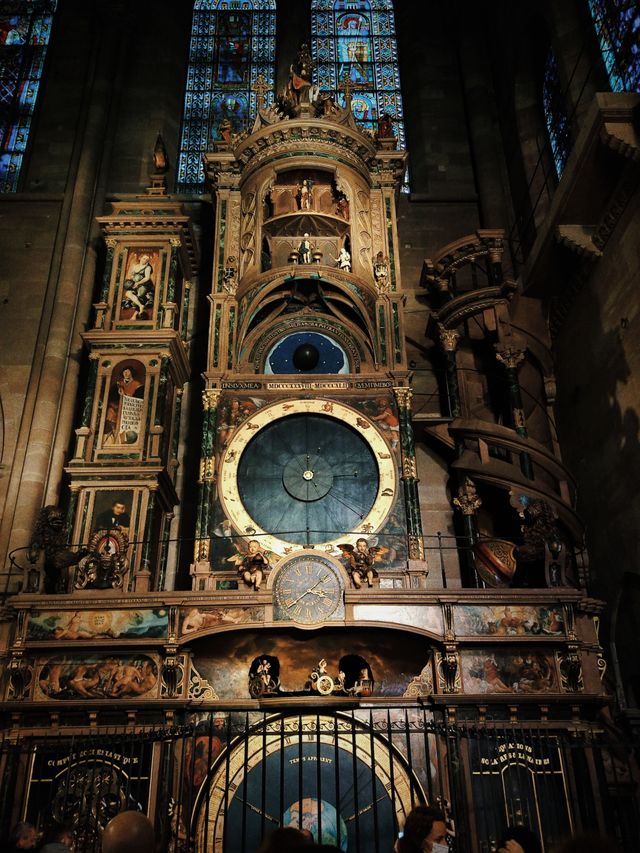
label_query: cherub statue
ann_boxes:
[338,537,386,588]
[227,539,270,591]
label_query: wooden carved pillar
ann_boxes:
[194,389,221,562]
[394,387,424,560]
[495,342,534,480]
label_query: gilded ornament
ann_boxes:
[453,477,482,515]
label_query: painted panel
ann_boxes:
[353,604,442,635]
[27,609,168,641]
[180,605,264,635]
[116,247,161,323]
[461,649,558,694]
[35,654,159,700]
[453,605,565,637]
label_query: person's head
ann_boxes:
[497,826,542,853]
[10,823,37,850]
[356,538,368,553]
[43,823,73,848]
[121,367,134,382]
[258,826,312,853]
[399,806,447,853]
[111,501,126,517]
[101,811,154,853]
[248,539,260,554]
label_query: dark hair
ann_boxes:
[43,823,72,844]
[258,827,313,853]
[498,826,542,853]
[398,806,446,853]
[9,822,36,844]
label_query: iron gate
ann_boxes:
[0,707,638,852]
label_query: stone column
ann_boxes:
[495,342,534,479]
[394,387,424,560]
[437,324,462,420]
[453,476,482,587]
[194,389,222,563]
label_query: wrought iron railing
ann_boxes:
[0,707,637,853]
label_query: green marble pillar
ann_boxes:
[394,387,424,560]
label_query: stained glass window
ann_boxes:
[543,49,571,178]
[0,0,57,193]
[589,0,640,93]
[311,1,406,174]
[177,0,276,194]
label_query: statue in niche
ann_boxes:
[373,251,390,291]
[296,178,313,211]
[298,233,313,264]
[336,246,351,272]
[29,506,89,594]
[222,256,238,294]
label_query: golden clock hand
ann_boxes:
[344,794,387,821]
[290,578,324,606]
[235,797,279,824]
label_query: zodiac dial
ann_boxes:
[219,399,397,556]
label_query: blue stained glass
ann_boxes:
[0,2,57,193]
[178,0,276,194]
[543,49,571,178]
[588,0,640,93]
[311,0,408,189]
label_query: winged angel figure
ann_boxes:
[337,537,389,588]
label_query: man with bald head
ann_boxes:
[102,811,155,853]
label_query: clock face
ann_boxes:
[196,714,416,853]
[273,555,344,624]
[219,399,397,555]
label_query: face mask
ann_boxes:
[431,844,449,853]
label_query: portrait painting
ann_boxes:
[454,605,565,637]
[27,608,168,641]
[90,489,134,536]
[118,248,159,322]
[101,358,146,448]
[36,654,159,700]
[461,649,558,694]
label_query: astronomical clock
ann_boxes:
[193,78,422,610]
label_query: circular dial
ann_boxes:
[196,714,416,853]
[220,399,396,555]
[272,555,343,624]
